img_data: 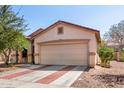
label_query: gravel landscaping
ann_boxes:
[71,61,124,88]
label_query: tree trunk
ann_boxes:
[3,49,12,65]
[5,55,9,65]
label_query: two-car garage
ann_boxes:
[39,40,88,66]
[33,21,100,67]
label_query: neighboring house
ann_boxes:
[106,40,124,50]
[106,40,119,50]
[1,21,101,67]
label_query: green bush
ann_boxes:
[98,47,114,68]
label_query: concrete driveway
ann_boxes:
[0,64,87,88]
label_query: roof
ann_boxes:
[28,20,101,42]
[27,28,44,40]
[28,28,44,38]
[59,20,99,32]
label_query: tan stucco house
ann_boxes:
[1,21,101,67]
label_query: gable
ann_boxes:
[34,23,96,43]
[32,21,100,43]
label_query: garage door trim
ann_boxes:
[37,39,90,45]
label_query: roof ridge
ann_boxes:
[57,20,99,32]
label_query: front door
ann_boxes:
[22,48,27,63]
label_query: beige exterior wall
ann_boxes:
[0,55,4,64]
[11,51,16,62]
[34,23,98,67]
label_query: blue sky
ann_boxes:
[12,5,124,37]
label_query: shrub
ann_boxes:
[98,47,114,68]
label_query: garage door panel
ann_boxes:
[40,43,88,66]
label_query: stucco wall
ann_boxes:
[27,42,32,63]
[0,55,4,64]
[34,23,98,67]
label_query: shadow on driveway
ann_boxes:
[14,64,88,71]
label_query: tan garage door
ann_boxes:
[40,43,88,66]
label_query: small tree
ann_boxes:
[104,20,124,51]
[98,47,114,68]
[0,5,28,65]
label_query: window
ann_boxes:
[58,27,64,34]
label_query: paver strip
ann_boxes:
[0,65,52,79]
[50,66,86,86]
[35,66,76,84]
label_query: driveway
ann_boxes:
[0,64,87,88]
